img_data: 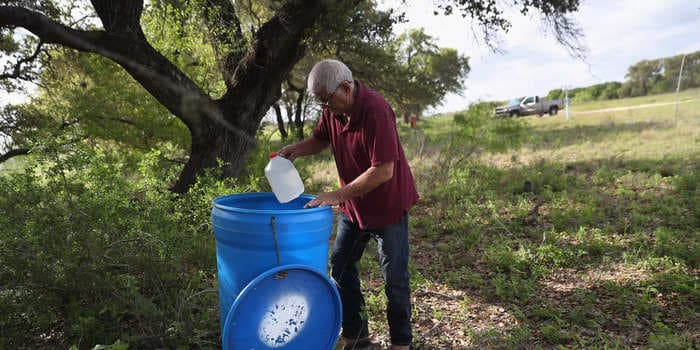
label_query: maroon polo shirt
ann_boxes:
[313,80,419,230]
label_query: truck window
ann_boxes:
[523,97,534,104]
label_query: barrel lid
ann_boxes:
[222,264,342,350]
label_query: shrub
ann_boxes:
[0,141,265,348]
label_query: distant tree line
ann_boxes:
[546,50,700,102]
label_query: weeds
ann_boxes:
[2,97,698,349]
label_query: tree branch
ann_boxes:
[0,148,29,163]
[1,7,108,54]
[286,77,303,93]
[90,0,144,37]
[162,157,187,165]
[94,115,137,126]
[0,6,212,133]
[221,0,326,132]
[542,13,589,61]
[0,40,43,80]
[203,0,247,89]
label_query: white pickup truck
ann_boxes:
[494,96,564,118]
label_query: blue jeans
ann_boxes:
[330,212,412,346]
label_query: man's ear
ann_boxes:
[342,80,353,92]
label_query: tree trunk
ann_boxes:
[273,103,288,140]
[294,91,304,140]
[286,80,306,140]
[171,110,256,193]
[302,99,311,129]
[285,103,294,137]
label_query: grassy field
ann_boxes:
[1,89,697,349]
[569,88,700,112]
[492,101,700,166]
[317,94,699,349]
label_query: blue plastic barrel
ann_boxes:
[211,192,334,331]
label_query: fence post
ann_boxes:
[674,54,687,119]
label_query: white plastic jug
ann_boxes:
[265,152,305,203]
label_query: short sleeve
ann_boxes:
[313,110,331,142]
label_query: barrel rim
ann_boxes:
[212,192,331,214]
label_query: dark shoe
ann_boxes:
[388,345,410,350]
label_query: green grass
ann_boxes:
[3,89,698,349]
[516,100,700,164]
[417,98,700,167]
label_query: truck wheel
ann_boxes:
[549,106,559,115]
[509,110,519,117]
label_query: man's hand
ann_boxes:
[304,191,345,208]
[278,144,301,161]
[278,137,328,161]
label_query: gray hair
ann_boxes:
[307,59,353,95]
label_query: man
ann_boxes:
[278,59,418,350]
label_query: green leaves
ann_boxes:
[387,28,470,116]
[0,29,18,52]
[142,2,228,97]
[453,101,529,154]
[0,143,225,348]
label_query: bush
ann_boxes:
[547,88,563,100]
[600,82,622,100]
[617,83,633,98]
[452,102,529,153]
[0,141,265,349]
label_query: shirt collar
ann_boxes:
[347,80,365,126]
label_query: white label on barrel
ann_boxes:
[258,294,309,347]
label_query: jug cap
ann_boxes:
[269,152,278,158]
[222,264,342,349]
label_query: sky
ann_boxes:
[378,0,700,114]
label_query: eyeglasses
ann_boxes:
[315,84,341,108]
